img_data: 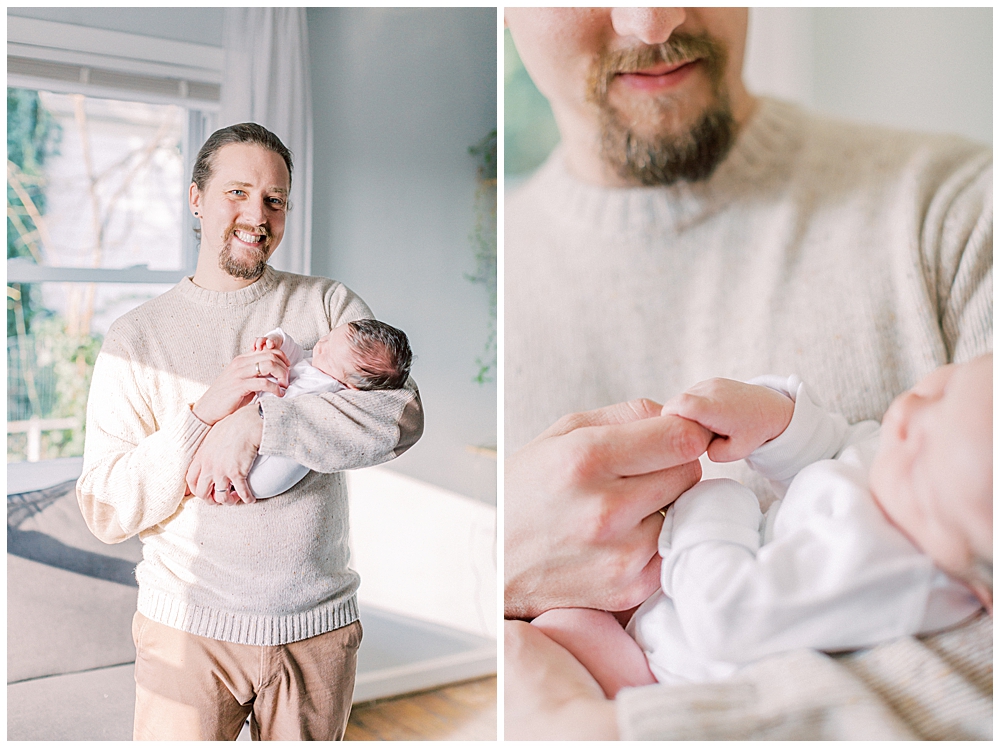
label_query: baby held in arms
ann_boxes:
[532,354,992,696]
[247,319,412,499]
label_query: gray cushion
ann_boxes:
[8,481,142,683]
[7,663,136,741]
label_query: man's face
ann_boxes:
[189,142,290,281]
[506,8,753,186]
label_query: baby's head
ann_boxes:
[869,353,992,610]
[311,319,412,391]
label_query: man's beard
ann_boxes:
[587,33,737,186]
[218,224,271,280]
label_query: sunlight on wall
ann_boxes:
[347,465,497,639]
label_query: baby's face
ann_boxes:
[311,324,360,388]
[869,355,992,591]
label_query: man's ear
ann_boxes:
[189,182,202,216]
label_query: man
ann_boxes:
[504,8,991,740]
[77,123,423,740]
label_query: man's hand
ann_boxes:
[662,378,793,463]
[192,349,291,427]
[504,620,618,740]
[504,399,711,620]
[186,404,264,504]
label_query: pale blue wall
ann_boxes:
[307,7,497,503]
[745,7,992,145]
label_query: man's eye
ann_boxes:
[230,189,246,196]
[268,198,286,207]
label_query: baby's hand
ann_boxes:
[253,334,282,352]
[661,378,793,463]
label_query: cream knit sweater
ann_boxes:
[77,267,423,645]
[505,98,992,738]
[506,98,991,505]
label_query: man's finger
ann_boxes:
[542,398,663,439]
[573,414,712,479]
[605,459,703,525]
[197,475,215,501]
[256,356,289,387]
[253,379,286,398]
[230,476,255,504]
[185,463,199,496]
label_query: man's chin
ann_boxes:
[219,244,270,280]
[599,98,736,187]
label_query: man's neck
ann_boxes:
[191,258,263,292]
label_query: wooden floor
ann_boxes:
[345,676,496,741]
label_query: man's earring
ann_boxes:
[194,211,199,215]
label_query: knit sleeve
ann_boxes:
[76,328,210,543]
[921,150,992,362]
[256,282,424,470]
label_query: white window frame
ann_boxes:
[6,16,223,284]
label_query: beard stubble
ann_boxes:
[218,223,271,280]
[587,32,737,186]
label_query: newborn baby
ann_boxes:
[247,318,412,498]
[532,354,992,695]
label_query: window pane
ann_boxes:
[7,281,175,463]
[8,87,190,464]
[8,88,186,272]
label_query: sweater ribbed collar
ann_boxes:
[525,97,803,236]
[177,264,280,307]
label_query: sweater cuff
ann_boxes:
[746,377,845,483]
[174,405,212,463]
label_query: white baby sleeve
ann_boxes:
[659,467,940,664]
[745,375,877,492]
[263,326,306,368]
[658,479,765,661]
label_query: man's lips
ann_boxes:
[232,229,267,245]
[613,59,700,92]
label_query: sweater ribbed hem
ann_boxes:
[137,588,360,646]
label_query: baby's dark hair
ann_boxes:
[345,319,413,390]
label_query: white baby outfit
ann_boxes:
[628,375,982,685]
[248,327,346,498]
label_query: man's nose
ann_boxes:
[610,8,687,45]
[242,196,268,225]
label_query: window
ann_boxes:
[7,17,221,463]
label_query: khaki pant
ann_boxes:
[132,611,362,741]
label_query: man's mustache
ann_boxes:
[224,223,272,245]
[588,33,728,103]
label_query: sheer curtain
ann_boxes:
[221,8,313,275]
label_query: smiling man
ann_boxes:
[504,7,991,741]
[76,123,423,740]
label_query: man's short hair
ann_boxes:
[345,319,413,391]
[191,122,294,191]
